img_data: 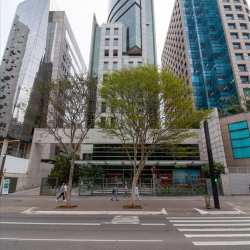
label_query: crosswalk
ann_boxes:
[167,216,250,246]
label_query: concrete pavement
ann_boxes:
[0,187,249,215]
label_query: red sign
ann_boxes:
[151,166,156,173]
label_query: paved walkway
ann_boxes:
[1,188,249,215]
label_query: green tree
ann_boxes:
[48,155,83,185]
[35,74,100,207]
[99,65,211,207]
[202,162,225,178]
[84,165,105,178]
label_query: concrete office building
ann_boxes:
[161,0,250,111]
[0,0,86,191]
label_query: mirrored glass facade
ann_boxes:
[182,0,237,110]
[108,0,141,51]
[0,0,86,142]
[0,0,50,141]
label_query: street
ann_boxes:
[1,214,250,250]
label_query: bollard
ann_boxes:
[204,195,211,209]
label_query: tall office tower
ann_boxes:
[161,0,250,111]
[88,0,157,126]
[0,0,86,160]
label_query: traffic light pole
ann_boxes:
[204,120,220,209]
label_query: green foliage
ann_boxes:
[48,155,83,185]
[202,162,225,178]
[83,165,105,178]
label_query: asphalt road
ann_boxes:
[1,214,250,250]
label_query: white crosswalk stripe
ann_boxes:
[167,216,250,246]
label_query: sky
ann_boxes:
[1,0,250,68]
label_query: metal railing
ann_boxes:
[78,178,221,196]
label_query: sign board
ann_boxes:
[2,179,10,195]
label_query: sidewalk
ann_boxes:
[1,188,249,215]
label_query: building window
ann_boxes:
[224,6,231,11]
[243,88,250,97]
[233,43,241,49]
[240,24,247,30]
[228,121,250,159]
[235,6,242,11]
[236,53,244,60]
[226,14,234,20]
[105,39,110,46]
[248,54,250,60]
[103,62,108,71]
[238,14,245,20]
[228,23,236,29]
[114,28,119,35]
[111,117,116,127]
[105,28,110,35]
[104,50,109,57]
[101,102,106,113]
[241,76,249,83]
[246,43,250,49]
[223,0,229,2]
[113,39,118,46]
[113,50,118,57]
[113,62,117,70]
[100,117,106,127]
[138,62,142,66]
[231,33,238,39]
[238,64,247,71]
[129,62,133,68]
[243,33,250,39]
[233,0,240,2]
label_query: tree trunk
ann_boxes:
[130,172,139,208]
[66,154,75,208]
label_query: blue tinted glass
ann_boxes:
[229,121,248,131]
[233,147,250,158]
[231,138,250,148]
[182,0,237,110]
[230,129,250,139]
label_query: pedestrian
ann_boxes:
[124,184,130,198]
[87,181,91,190]
[63,183,68,202]
[55,183,65,202]
[111,185,119,201]
[135,185,141,200]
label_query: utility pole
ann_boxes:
[204,120,220,209]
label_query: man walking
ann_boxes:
[55,183,65,202]
[63,183,68,202]
[124,184,130,198]
[135,185,141,200]
[111,185,119,201]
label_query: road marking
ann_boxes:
[167,217,250,219]
[21,207,35,213]
[0,238,163,242]
[21,210,166,215]
[170,220,250,222]
[185,234,250,238]
[234,207,247,214]
[179,228,250,232]
[194,208,243,215]
[111,216,139,225]
[141,224,165,226]
[173,223,250,226]
[193,241,250,246]
[0,222,101,226]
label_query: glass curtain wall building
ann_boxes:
[161,0,250,111]
[0,0,86,160]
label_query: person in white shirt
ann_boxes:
[63,183,68,202]
[55,183,65,202]
[135,185,141,200]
